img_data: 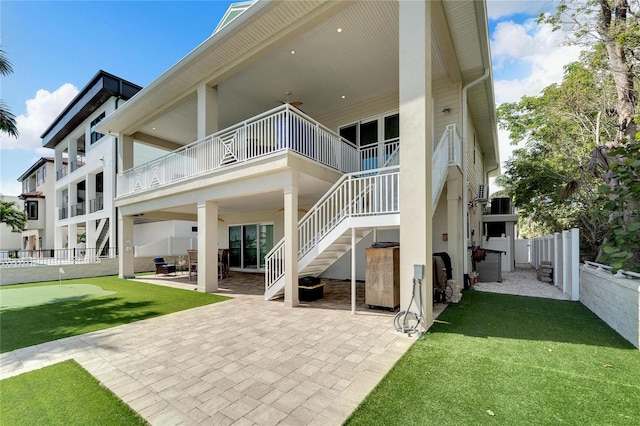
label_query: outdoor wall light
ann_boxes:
[442,106,452,114]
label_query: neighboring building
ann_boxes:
[17,157,60,251]
[41,71,198,257]
[40,71,142,254]
[99,0,500,327]
[0,195,24,253]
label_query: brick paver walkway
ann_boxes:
[1,274,417,425]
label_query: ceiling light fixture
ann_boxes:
[337,28,343,33]
[341,95,346,99]
[290,50,296,55]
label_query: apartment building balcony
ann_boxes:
[88,196,104,213]
[70,201,85,217]
[117,104,400,198]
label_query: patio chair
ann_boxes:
[218,249,230,279]
[187,250,198,281]
[154,257,176,276]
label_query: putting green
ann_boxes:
[0,285,116,310]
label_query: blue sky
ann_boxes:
[0,0,581,197]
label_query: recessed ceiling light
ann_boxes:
[341,95,346,99]
[152,127,156,130]
[337,28,343,33]
[290,50,296,55]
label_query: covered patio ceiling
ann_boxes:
[102,0,497,167]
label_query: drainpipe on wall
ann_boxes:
[462,68,490,281]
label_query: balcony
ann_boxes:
[56,166,68,181]
[70,201,85,217]
[59,207,68,220]
[70,156,86,173]
[117,104,400,197]
[88,196,104,213]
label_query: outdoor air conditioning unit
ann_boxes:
[477,184,488,202]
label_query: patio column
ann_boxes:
[197,84,219,139]
[283,172,299,308]
[447,171,463,287]
[399,0,433,328]
[197,200,219,293]
[118,212,134,278]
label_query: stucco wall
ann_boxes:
[0,256,158,286]
[580,266,640,349]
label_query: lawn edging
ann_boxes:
[580,264,640,349]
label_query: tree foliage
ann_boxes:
[497,50,639,270]
[0,49,18,138]
[0,197,27,233]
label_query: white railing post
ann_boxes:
[553,232,560,287]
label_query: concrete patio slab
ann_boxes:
[1,272,437,425]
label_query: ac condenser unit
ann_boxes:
[477,184,488,202]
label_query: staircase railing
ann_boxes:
[265,166,400,294]
[432,124,461,207]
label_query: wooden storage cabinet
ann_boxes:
[365,246,400,310]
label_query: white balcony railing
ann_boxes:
[118,104,362,196]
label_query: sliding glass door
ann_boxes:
[229,223,274,270]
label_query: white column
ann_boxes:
[197,84,219,139]
[447,174,462,287]
[118,212,134,278]
[283,172,299,308]
[399,0,433,328]
[86,219,97,252]
[197,201,219,293]
[68,223,78,251]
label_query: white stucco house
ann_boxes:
[98,0,499,327]
[17,157,60,251]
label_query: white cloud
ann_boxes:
[486,0,555,20]
[1,84,79,154]
[0,178,22,197]
[491,20,582,153]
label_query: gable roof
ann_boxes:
[213,1,256,34]
[41,70,142,149]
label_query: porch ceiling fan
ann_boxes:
[279,91,304,111]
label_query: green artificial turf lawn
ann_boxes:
[0,276,229,353]
[0,360,147,425]
[346,291,640,426]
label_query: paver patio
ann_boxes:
[1,273,418,425]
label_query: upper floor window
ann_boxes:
[25,201,38,220]
[36,167,46,185]
[90,112,106,144]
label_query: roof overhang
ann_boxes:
[99,0,498,169]
[41,70,142,149]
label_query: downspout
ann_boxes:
[462,68,490,280]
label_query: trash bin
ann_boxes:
[476,249,504,282]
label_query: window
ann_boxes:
[25,201,38,220]
[229,223,274,270]
[90,112,106,144]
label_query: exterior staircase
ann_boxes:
[263,124,461,301]
[95,218,110,256]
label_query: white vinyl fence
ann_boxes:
[531,228,580,301]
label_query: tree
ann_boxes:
[497,53,638,268]
[0,196,27,233]
[541,0,638,144]
[0,49,18,137]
